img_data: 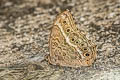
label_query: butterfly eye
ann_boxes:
[85,53,90,56]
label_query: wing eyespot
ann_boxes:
[71,38,74,41]
[85,53,90,56]
[81,43,84,46]
[83,47,87,51]
[63,21,67,24]
[76,41,78,44]
[66,28,70,32]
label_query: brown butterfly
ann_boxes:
[47,10,97,67]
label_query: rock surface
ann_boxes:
[0,0,120,80]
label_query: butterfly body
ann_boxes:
[48,10,97,67]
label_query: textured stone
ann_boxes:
[0,0,120,80]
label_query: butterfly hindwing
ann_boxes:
[48,10,97,67]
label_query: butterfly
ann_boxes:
[47,10,97,67]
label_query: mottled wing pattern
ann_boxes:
[48,10,97,67]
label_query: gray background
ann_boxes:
[0,0,120,80]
